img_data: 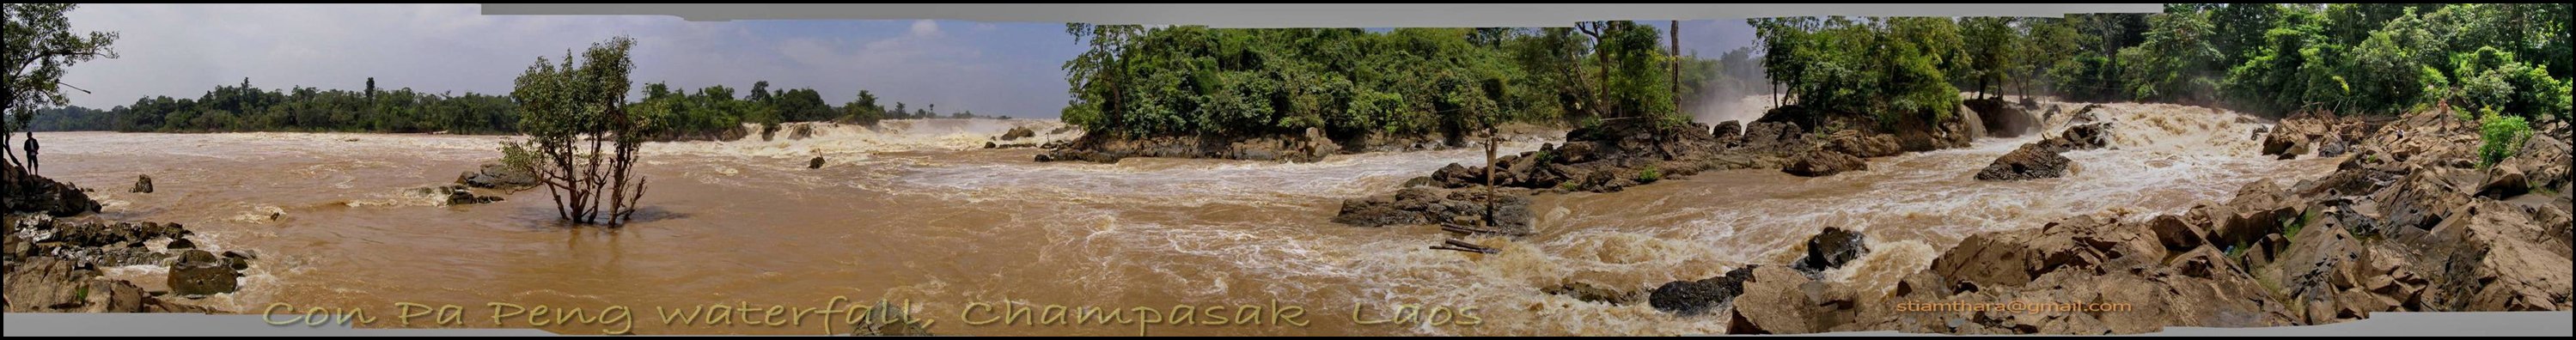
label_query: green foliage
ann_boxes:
[2477,110,2530,168]
[1060,23,1683,138]
[1636,166,1663,184]
[4,3,119,168]
[512,36,648,226]
[28,82,521,134]
[1753,16,1962,129]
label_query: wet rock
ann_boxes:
[50,221,192,249]
[442,185,503,205]
[1975,122,2113,181]
[1966,98,2038,138]
[167,250,241,297]
[1790,228,1870,278]
[2252,126,2269,141]
[1650,265,1759,316]
[809,156,826,169]
[998,126,1036,141]
[1544,282,1644,305]
[1330,187,1533,236]
[167,238,196,250]
[131,174,155,193]
[1784,150,1865,178]
[1826,131,1903,158]
[1975,143,2075,181]
[3,162,103,217]
[456,163,538,190]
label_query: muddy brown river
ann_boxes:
[17,101,2336,336]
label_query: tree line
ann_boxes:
[1756,3,2569,124]
[1059,21,1737,141]
[22,77,1009,136]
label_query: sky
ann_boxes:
[59,4,1759,119]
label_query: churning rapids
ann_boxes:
[19,100,2337,336]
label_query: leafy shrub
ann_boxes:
[2477,110,2530,168]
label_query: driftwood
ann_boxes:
[1430,239,1500,254]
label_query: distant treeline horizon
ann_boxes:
[21,77,1018,135]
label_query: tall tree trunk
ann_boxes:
[1671,20,1682,112]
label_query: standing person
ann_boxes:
[21,133,37,175]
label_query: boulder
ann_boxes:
[1711,121,1743,142]
[1784,150,1866,178]
[1975,143,2075,181]
[998,126,1036,141]
[1721,266,1824,334]
[2477,165,2527,198]
[167,250,241,297]
[1966,98,2038,138]
[1826,131,1904,158]
[809,156,826,169]
[443,185,503,205]
[456,163,538,190]
[1790,228,1871,278]
[1650,265,1759,316]
[3,257,88,312]
[131,174,155,193]
[1330,187,1534,236]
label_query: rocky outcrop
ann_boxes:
[1037,127,1345,163]
[2262,112,2373,160]
[1967,98,2038,138]
[3,162,102,217]
[167,250,242,297]
[1975,122,2114,181]
[998,126,1036,141]
[1649,265,1760,316]
[456,163,538,190]
[1784,150,1867,178]
[5,216,231,313]
[1419,119,1767,192]
[1825,131,1904,159]
[1643,107,2572,335]
[432,185,502,205]
[131,175,154,193]
[1790,228,1871,278]
[1330,187,1534,236]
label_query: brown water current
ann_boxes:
[15,101,2338,336]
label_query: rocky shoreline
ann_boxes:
[5,163,248,313]
[1332,102,2003,234]
[1591,106,2571,334]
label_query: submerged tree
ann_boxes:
[3,3,119,174]
[510,36,647,227]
